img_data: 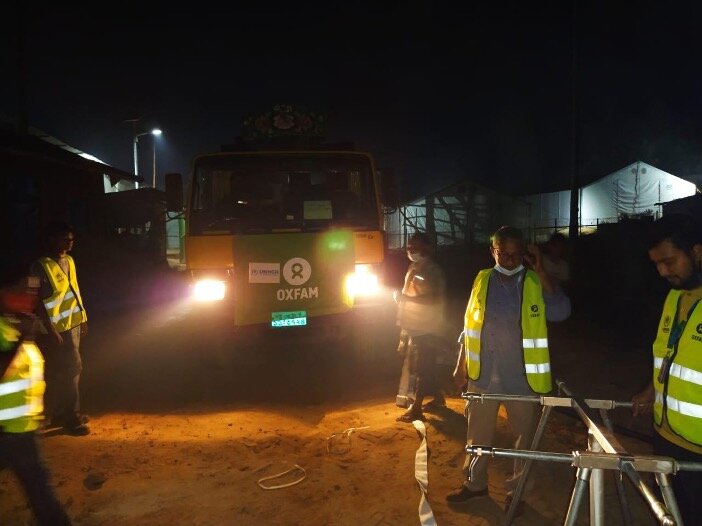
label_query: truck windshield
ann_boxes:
[190,153,379,234]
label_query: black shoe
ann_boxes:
[446,486,489,503]
[50,413,89,427]
[74,413,90,424]
[504,495,526,517]
[63,423,90,436]
[396,411,426,423]
[421,399,447,412]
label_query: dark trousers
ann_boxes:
[410,334,441,400]
[653,432,702,525]
[0,431,71,525]
[42,327,82,422]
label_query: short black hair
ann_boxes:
[408,232,433,247]
[491,226,523,245]
[647,213,702,252]
[44,221,74,240]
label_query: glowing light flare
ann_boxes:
[321,231,350,252]
[345,264,380,298]
[193,279,226,302]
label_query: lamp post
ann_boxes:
[151,129,162,188]
[133,128,162,189]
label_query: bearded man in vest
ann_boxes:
[0,261,73,525]
[31,222,89,436]
[632,213,702,525]
[446,226,571,509]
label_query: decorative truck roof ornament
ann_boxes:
[242,104,326,143]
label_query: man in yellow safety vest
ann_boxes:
[31,221,89,436]
[447,226,571,509]
[632,213,702,524]
[0,260,72,525]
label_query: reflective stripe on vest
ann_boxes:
[50,304,83,324]
[0,378,32,396]
[523,338,549,348]
[666,395,702,419]
[0,404,34,421]
[525,363,551,374]
[45,290,74,310]
[652,289,702,446]
[38,256,86,333]
[0,340,44,433]
[463,268,552,393]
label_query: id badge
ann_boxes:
[657,356,671,384]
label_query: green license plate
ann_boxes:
[271,310,307,328]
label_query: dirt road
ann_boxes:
[0,293,661,525]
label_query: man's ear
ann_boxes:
[693,244,702,268]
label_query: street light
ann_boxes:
[133,128,162,189]
[151,129,162,189]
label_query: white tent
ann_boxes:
[524,161,698,231]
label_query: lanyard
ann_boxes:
[666,297,701,350]
[659,297,701,384]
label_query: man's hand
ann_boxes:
[51,327,64,346]
[525,243,543,273]
[452,343,467,392]
[632,382,655,417]
[452,366,468,391]
[527,243,557,294]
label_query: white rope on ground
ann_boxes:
[326,426,370,454]
[412,419,438,526]
[256,463,307,490]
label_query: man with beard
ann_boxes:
[632,213,702,525]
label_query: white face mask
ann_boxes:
[408,251,424,262]
[494,263,524,276]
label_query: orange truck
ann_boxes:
[166,106,396,338]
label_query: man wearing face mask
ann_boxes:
[394,232,447,423]
[447,225,570,509]
[631,213,702,525]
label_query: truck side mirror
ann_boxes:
[165,173,184,212]
[377,168,398,209]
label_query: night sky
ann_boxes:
[4,2,702,200]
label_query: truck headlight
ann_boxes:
[193,279,226,302]
[345,264,380,298]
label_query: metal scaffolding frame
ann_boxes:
[384,181,532,250]
[461,381,702,526]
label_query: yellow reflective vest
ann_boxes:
[653,290,702,446]
[463,269,552,393]
[0,317,45,433]
[38,256,87,333]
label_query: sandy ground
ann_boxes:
[0,292,663,525]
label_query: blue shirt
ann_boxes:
[468,269,571,395]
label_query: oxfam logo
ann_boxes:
[697,323,702,335]
[530,305,539,313]
[283,258,311,285]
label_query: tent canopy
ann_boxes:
[524,161,698,229]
